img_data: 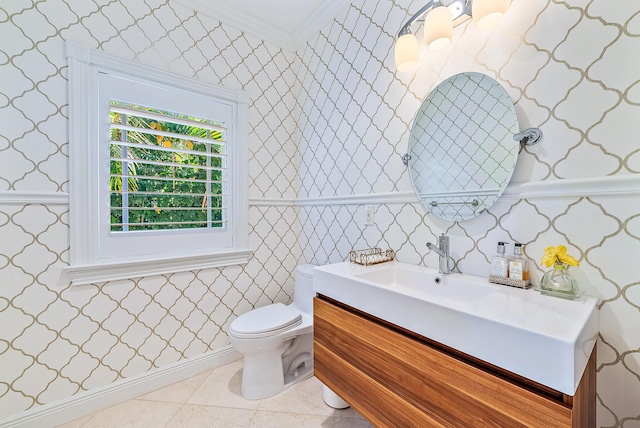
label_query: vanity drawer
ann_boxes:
[314,296,594,428]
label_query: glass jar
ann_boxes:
[538,262,582,300]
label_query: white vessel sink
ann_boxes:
[314,261,598,396]
[354,265,499,305]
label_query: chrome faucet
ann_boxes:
[427,233,451,274]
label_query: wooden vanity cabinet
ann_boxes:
[314,296,595,428]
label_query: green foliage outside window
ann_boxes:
[109,102,225,232]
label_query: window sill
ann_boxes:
[64,249,253,286]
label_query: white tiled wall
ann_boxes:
[0,0,303,420]
[1,0,640,426]
[294,1,640,426]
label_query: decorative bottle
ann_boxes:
[490,242,509,278]
[539,263,581,298]
[508,243,529,281]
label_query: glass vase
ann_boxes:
[538,262,582,300]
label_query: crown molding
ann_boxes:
[172,0,350,52]
[290,1,352,51]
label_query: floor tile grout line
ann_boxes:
[55,362,373,427]
[161,402,187,428]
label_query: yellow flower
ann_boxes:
[541,245,579,267]
[541,246,557,268]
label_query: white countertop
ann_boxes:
[313,261,598,395]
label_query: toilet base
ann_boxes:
[241,351,286,400]
[239,333,314,400]
[282,333,313,386]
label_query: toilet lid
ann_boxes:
[229,303,302,338]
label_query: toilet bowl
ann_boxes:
[229,264,316,400]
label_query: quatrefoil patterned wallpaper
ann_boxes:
[1,0,639,427]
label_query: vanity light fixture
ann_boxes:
[394,0,508,71]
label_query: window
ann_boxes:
[108,101,227,233]
[66,41,251,286]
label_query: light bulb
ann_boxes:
[472,0,508,30]
[423,5,453,50]
[395,33,419,72]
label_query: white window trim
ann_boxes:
[65,41,251,286]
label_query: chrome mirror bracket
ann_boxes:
[514,128,543,146]
[401,153,412,166]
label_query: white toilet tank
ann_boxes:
[293,264,316,315]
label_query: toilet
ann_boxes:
[229,264,316,400]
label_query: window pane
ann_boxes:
[109,101,226,232]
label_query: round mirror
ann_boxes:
[407,72,519,221]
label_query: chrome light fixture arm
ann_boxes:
[397,0,472,38]
[397,0,439,38]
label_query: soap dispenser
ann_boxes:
[508,243,530,281]
[491,242,509,278]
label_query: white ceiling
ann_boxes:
[172,0,351,52]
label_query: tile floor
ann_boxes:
[57,360,374,427]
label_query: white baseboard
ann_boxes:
[0,346,242,428]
